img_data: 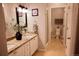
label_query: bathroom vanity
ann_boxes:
[7,33,38,56]
[6,5,38,56]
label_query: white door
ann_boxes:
[45,9,49,44]
[63,7,67,47]
[65,4,78,56]
[65,4,73,56]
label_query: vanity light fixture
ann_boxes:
[18,5,28,13]
[17,7,22,13]
[23,8,28,13]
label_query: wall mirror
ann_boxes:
[16,5,28,27]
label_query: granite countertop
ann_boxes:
[7,33,37,53]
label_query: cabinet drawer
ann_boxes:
[9,45,24,56]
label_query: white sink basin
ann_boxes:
[22,34,35,40]
[22,35,33,40]
[26,36,33,39]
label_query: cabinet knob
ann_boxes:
[67,37,71,40]
[13,51,17,54]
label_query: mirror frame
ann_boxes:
[16,7,28,28]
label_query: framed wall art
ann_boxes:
[32,8,38,16]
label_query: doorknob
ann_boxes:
[67,37,71,39]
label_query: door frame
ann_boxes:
[48,3,79,56]
[51,7,65,44]
[48,4,68,55]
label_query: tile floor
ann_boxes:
[33,38,65,56]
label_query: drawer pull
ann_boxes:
[67,37,71,39]
[13,51,17,54]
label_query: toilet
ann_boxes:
[56,26,60,39]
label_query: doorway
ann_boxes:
[50,7,65,54]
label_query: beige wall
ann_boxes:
[3,3,30,39]
[3,3,18,39]
[0,3,7,55]
[28,3,48,48]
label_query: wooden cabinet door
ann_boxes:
[34,36,38,50]
[9,46,24,56]
[30,36,38,55]
[30,38,35,55]
[24,42,30,56]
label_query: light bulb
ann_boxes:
[17,7,22,12]
[22,8,25,13]
[23,8,28,13]
[25,10,28,13]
